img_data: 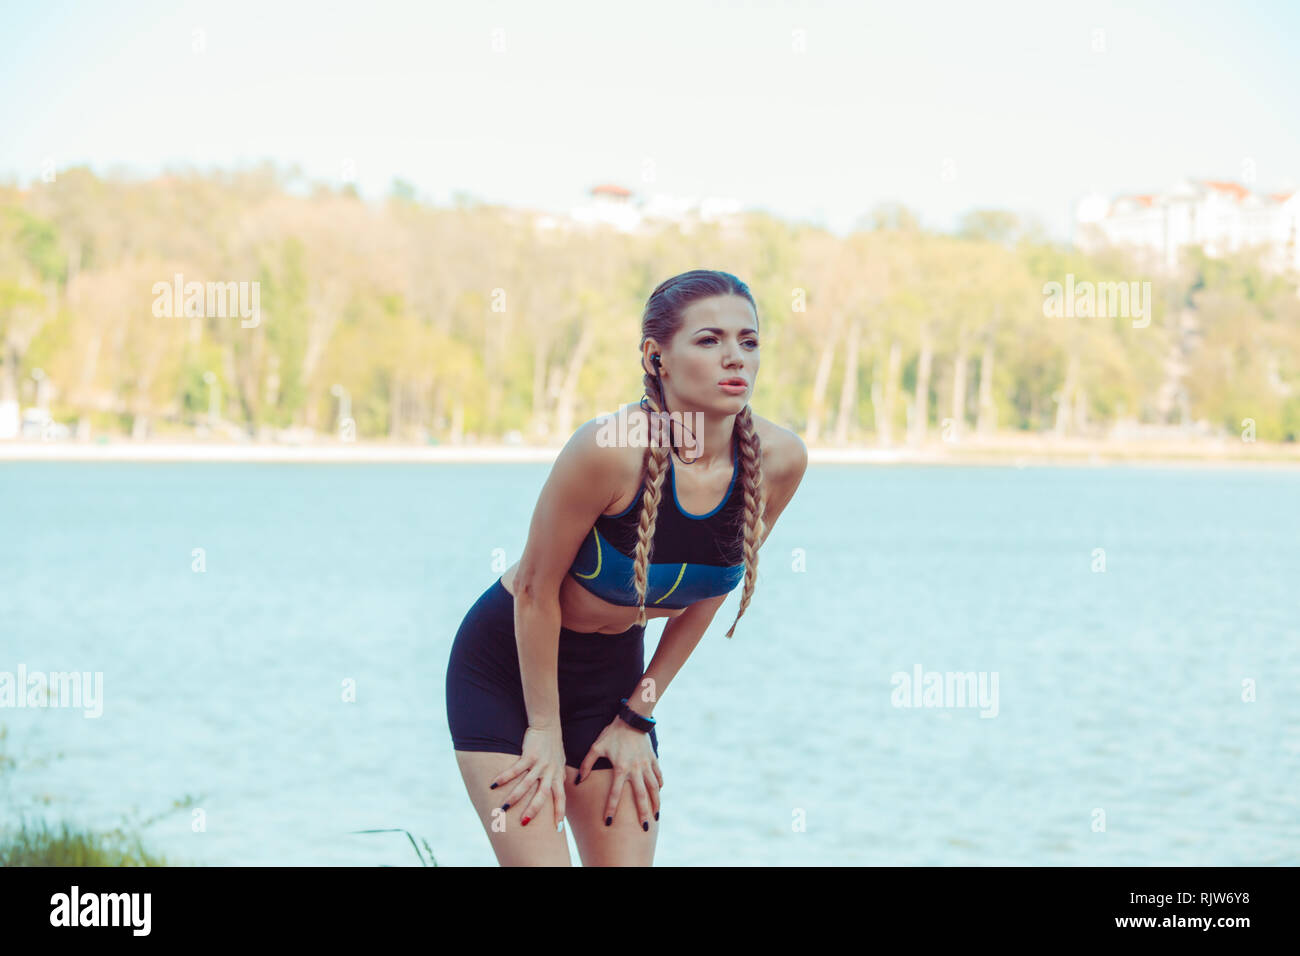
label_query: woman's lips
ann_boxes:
[718,380,748,394]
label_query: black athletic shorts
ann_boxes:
[445,577,659,770]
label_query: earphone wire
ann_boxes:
[644,354,701,466]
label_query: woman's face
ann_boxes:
[656,294,759,413]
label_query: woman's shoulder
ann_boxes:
[572,403,654,483]
[749,412,808,484]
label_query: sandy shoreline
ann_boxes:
[2,437,1298,467]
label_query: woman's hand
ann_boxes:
[576,718,663,832]
[491,724,568,830]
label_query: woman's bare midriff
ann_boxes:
[498,560,685,635]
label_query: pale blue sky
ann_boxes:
[2,0,1297,239]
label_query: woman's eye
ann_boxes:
[698,336,759,348]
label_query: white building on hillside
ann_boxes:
[545,184,746,236]
[1075,178,1300,273]
[569,183,642,232]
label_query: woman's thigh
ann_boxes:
[564,767,659,866]
[453,750,573,866]
[447,577,659,864]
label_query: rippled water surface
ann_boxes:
[2,462,1297,865]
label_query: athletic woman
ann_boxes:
[445,269,808,865]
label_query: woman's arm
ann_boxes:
[512,419,625,729]
[624,593,726,719]
[626,431,808,718]
[757,431,807,549]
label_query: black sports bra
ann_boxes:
[567,441,746,609]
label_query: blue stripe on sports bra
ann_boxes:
[570,526,745,609]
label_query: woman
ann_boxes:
[445,269,807,866]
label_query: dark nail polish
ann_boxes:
[575,773,581,784]
[642,821,648,831]
[490,782,498,789]
[502,803,510,811]
[605,816,612,826]
[654,811,659,821]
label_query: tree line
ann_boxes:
[2,165,1297,444]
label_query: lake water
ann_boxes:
[2,461,1297,865]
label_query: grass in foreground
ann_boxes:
[0,818,170,867]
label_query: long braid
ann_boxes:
[724,404,765,639]
[631,370,671,628]
[633,268,767,637]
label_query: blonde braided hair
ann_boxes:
[630,271,767,638]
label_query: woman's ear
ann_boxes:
[642,342,662,376]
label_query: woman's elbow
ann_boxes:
[514,565,563,607]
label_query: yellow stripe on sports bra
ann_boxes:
[572,527,603,579]
[652,562,688,605]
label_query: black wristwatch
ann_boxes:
[618,697,656,733]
